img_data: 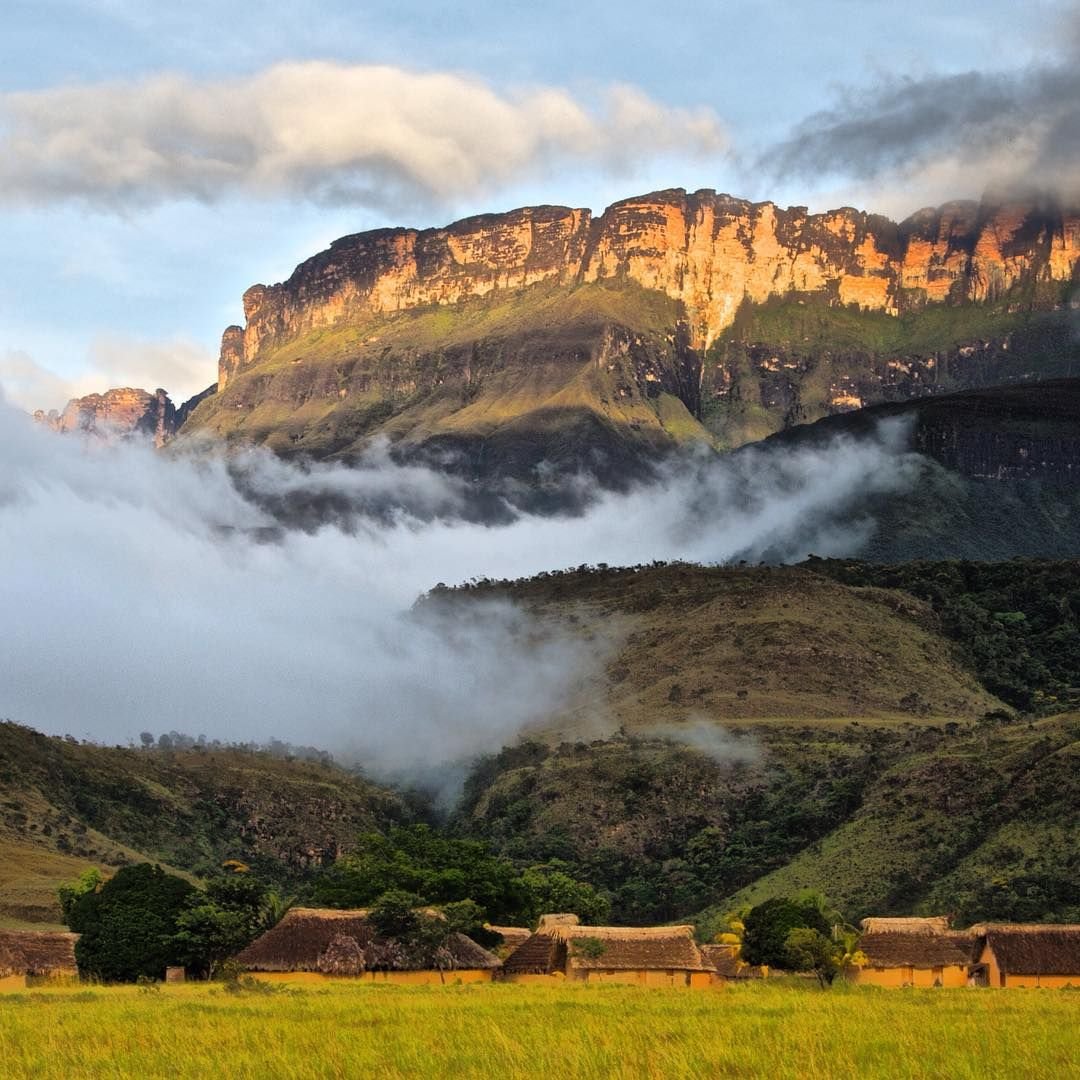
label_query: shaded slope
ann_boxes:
[0,723,412,923]
[425,563,1004,736]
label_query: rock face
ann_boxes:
[217,189,1080,390]
[35,388,177,447]
[174,187,1080,481]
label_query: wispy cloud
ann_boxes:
[0,399,917,772]
[0,62,726,211]
[0,337,213,413]
[756,4,1080,209]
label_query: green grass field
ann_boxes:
[1,981,1077,1079]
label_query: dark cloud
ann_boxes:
[759,6,1080,205]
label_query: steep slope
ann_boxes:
[758,379,1080,561]
[706,712,1080,927]
[177,188,1080,477]
[424,563,1005,736]
[0,723,412,924]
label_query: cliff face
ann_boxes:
[218,189,1080,390]
[35,388,177,447]
[174,187,1080,483]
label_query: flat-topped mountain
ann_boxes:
[173,187,1079,475]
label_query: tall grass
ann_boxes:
[0,980,1076,1079]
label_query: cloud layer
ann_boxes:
[759,5,1080,208]
[0,62,725,210]
[0,399,918,774]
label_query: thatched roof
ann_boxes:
[503,924,710,975]
[699,944,766,979]
[859,917,952,935]
[234,908,500,973]
[487,926,532,952]
[0,930,79,977]
[537,913,580,929]
[971,924,1080,976]
[859,931,976,970]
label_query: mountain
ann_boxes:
[174,188,1080,479]
[34,388,178,447]
[441,561,1080,925]
[0,723,412,927]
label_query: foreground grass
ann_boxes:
[1,981,1077,1079]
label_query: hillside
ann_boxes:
[438,560,1079,924]
[424,562,1005,735]
[0,724,412,925]
[170,188,1080,480]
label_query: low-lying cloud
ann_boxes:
[757,4,1080,209]
[0,62,725,211]
[0,400,918,774]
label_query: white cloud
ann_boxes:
[0,337,213,413]
[0,62,727,211]
[0,401,918,774]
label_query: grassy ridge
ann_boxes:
[1,982,1076,1080]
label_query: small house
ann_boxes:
[501,916,713,987]
[699,943,767,984]
[969,924,1080,988]
[486,925,532,960]
[0,930,79,990]
[851,917,974,988]
[234,908,501,985]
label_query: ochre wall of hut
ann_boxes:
[0,974,28,991]
[578,969,702,987]
[851,965,968,988]
[249,969,493,986]
[1002,973,1080,988]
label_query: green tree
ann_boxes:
[67,864,196,983]
[314,825,531,923]
[783,927,842,987]
[173,902,251,979]
[57,868,102,925]
[521,864,611,925]
[741,896,831,969]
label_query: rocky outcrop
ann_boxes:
[217,189,1080,389]
[35,388,177,447]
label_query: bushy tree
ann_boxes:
[314,825,531,923]
[783,927,842,986]
[521,864,610,924]
[67,864,196,982]
[740,895,831,969]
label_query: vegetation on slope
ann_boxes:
[183,280,708,481]
[0,722,413,923]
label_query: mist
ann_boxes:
[0,400,920,774]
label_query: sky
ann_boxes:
[0,0,1076,412]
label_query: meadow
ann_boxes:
[1,980,1077,1079]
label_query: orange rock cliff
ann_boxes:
[218,188,1080,389]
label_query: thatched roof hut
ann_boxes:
[970,924,1080,977]
[234,908,500,973]
[0,930,79,977]
[858,931,976,970]
[486,926,532,957]
[859,916,952,935]
[503,921,711,977]
[699,944,767,980]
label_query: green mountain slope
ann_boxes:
[182,280,709,485]
[0,723,412,924]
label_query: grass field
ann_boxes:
[1,981,1077,1079]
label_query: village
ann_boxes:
[3,910,1079,992]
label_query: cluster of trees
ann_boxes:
[133,730,334,764]
[60,864,290,982]
[737,892,863,987]
[313,825,609,927]
[58,826,608,982]
[812,558,1080,712]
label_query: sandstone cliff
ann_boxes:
[216,189,1080,390]
[175,188,1080,479]
[35,387,177,447]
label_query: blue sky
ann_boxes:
[0,0,1073,410]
